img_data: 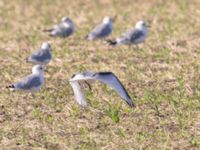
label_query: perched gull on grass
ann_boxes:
[85,16,113,40]
[106,20,148,46]
[26,42,52,65]
[69,71,134,108]
[43,16,75,38]
[6,65,45,93]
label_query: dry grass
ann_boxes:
[1,0,200,149]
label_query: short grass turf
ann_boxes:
[0,0,200,149]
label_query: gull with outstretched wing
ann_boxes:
[69,71,134,107]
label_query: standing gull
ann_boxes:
[85,16,113,40]
[106,20,148,46]
[69,71,134,108]
[6,65,45,93]
[43,16,75,38]
[26,42,52,65]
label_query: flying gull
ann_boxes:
[43,16,75,38]
[69,71,134,107]
[106,20,148,46]
[26,42,52,65]
[85,16,113,40]
[6,65,45,93]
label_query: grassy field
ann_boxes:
[1,0,200,149]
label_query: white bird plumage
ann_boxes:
[69,71,134,108]
[6,65,45,93]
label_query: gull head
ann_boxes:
[32,65,45,75]
[61,16,74,27]
[135,20,148,29]
[103,16,112,24]
[41,42,51,50]
[61,16,72,23]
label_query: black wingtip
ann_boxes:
[129,102,135,108]
[126,100,135,108]
[6,84,15,89]
[92,72,113,78]
[97,72,113,75]
[106,39,117,46]
[71,73,77,78]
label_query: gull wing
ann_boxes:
[69,81,87,107]
[69,72,96,107]
[49,22,74,37]
[93,72,134,107]
[14,74,43,91]
[118,28,144,44]
[88,23,111,39]
[70,72,95,81]
[69,71,134,107]
[129,29,145,43]
[27,49,51,64]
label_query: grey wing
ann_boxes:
[89,23,111,39]
[129,29,144,43]
[51,24,73,37]
[15,75,42,90]
[70,71,96,81]
[28,49,51,63]
[61,26,74,37]
[116,29,144,44]
[116,29,133,44]
[94,72,134,107]
[69,81,87,107]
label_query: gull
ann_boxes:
[43,16,75,38]
[26,42,52,65]
[69,71,134,108]
[85,16,113,40]
[6,65,45,93]
[106,20,148,46]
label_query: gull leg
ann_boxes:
[84,81,92,91]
